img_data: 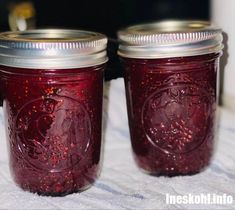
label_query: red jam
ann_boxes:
[0,65,104,196]
[122,53,220,176]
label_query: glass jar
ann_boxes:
[118,21,223,176]
[0,29,108,196]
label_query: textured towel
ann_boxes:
[0,78,235,210]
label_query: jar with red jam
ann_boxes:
[118,21,223,176]
[0,29,108,195]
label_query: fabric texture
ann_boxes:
[0,78,234,210]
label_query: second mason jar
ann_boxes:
[118,21,223,176]
[0,29,107,195]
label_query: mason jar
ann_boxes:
[0,29,107,196]
[118,21,223,176]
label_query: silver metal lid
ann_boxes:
[0,29,108,69]
[118,20,223,59]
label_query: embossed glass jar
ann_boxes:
[0,29,107,195]
[118,21,223,176]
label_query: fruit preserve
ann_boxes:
[0,29,107,195]
[118,21,223,176]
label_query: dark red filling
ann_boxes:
[0,65,104,196]
[122,53,220,176]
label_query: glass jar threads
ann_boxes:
[0,29,107,195]
[118,21,223,176]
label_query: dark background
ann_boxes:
[0,0,210,80]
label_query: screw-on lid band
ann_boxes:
[118,20,223,59]
[0,29,108,69]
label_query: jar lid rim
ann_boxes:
[0,29,106,45]
[0,29,108,69]
[118,20,223,58]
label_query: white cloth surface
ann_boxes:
[0,78,235,210]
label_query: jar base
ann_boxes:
[19,183,94,197]
[138,167,206,177]
[134,154,210,177]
